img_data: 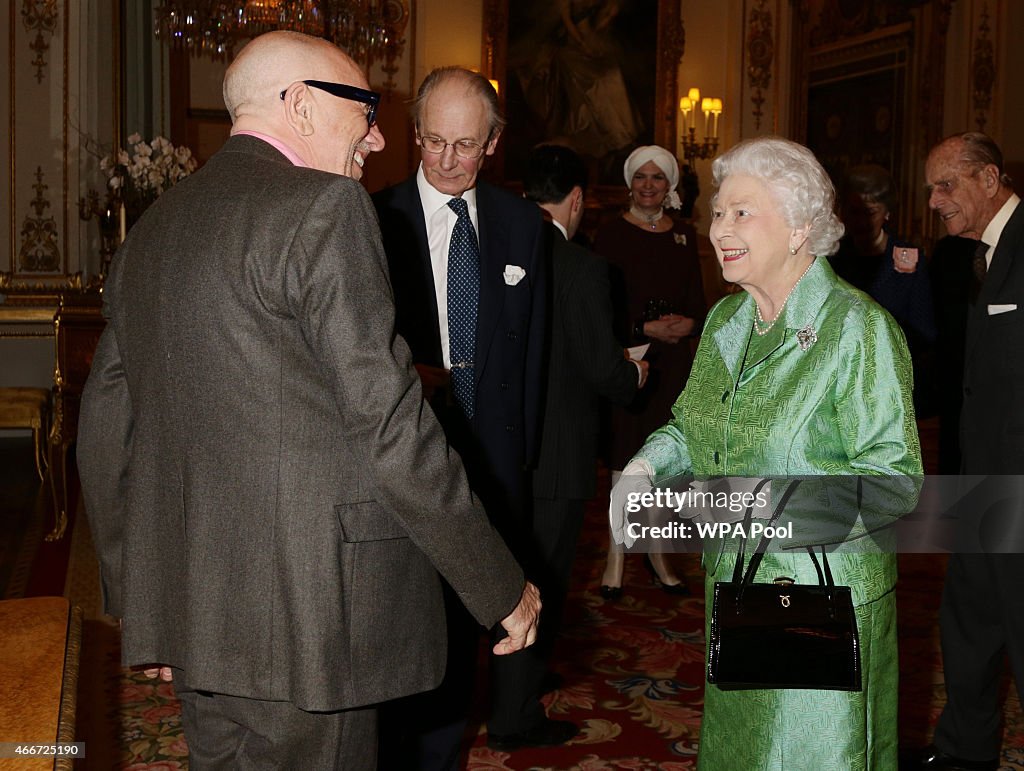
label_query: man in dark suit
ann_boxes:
[373,68,569,764]
[929,235,980,473]
[522,143,648,710]
[918,132,1023,771]
[76,32,540,770]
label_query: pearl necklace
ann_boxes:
[629,205,663,230]
[753,259,815,336]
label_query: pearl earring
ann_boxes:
[789,247,797,255]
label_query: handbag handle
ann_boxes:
[730,478,800,584]
[728,478,841,613]
[729,479,774,581]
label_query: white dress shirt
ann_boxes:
[980,193,1021,267]
[416,164,480,369]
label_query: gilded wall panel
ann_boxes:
[745,0,775,131]
[971,3,995,132]
[3,0,106,292]
[21,0,58,83]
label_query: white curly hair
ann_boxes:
[711,136,845,256]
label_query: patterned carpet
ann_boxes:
[4,424,1007,768]
[71,493,1024,770]
[0,406,1003,769]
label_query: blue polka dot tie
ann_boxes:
[447,197,479,418]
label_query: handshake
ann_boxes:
[609,460,772,547]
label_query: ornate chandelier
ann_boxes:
[153,0,410,91]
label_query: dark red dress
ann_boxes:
[594,215,707,469]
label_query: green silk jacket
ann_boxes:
[636,257,923,605]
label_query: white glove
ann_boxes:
[609,457,655,547]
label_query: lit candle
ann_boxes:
[687,88,701,131]
[679,97,692,129]
[678,98,691,155]
[119,202,126,244]
[701,98,713,139]
[712,98,723,139]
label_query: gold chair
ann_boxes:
[0,387,51,481]
[48,298,105,541]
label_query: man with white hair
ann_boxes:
[916,132,1023,771]
[78,31,539,770]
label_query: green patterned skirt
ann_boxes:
[698,575,898,771]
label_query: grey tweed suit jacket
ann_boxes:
[77,135,524,712]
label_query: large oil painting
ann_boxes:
[806,44,908,189]
[483,0,683,192]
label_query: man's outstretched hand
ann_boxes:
[493,581,541,655]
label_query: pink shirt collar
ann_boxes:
[234,131,308,167]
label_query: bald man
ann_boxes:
[77,31,539,770]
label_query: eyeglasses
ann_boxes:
[417,134,488,160]
[280,80,380,127]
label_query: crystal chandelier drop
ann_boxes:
[153,0,410,91]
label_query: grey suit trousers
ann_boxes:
[177,681,376,770]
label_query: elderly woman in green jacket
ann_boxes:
[611,136,922,770]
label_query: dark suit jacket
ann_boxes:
[533,223,638,500]
[961,199,1024,474]
[76,136,524,712]
[931,235,978,472]
[373,176,545,527]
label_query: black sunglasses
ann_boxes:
[279,80,380,127]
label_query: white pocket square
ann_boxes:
[503,265,526,286]
[988,303,1018,315]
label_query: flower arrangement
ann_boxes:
[99,133,196,214]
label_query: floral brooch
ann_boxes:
[796,325,818,351]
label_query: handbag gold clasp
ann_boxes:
[774,576,795,608]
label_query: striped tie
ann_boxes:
[970,240,988,304]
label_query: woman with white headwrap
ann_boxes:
[596,145,707,599]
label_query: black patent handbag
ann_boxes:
[706,480,862,691]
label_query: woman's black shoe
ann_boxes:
[599,585,623,601]
[660,581,691,596]
[644,555,690,596]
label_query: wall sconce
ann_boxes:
[78,190,121,279]
[679,86,722,164]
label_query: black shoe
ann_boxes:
[487,718,579,752]
[913,745,999,770]
[643,555,690,596]
[540,671,564,695]
[599,584,622,601]
[660,581,691,596]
